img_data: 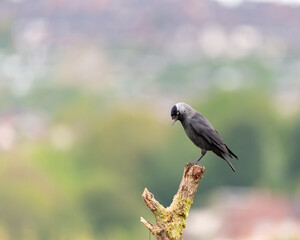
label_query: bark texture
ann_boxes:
[141,163,205,240]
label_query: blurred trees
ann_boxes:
[0,1,299,238]
[0,83,299,239]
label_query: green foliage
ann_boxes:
[0,75,299,239]
[0,17,13,50]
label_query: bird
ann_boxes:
[171,102,238,172]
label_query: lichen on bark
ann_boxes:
[141,164,205,240]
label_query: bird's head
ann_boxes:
[171,102,190,125]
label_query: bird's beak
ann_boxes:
[172,116,178,126]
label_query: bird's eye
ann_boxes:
[177,111,180,115]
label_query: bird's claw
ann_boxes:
[186,161,198,172]
[187,161,196,166]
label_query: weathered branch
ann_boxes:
[141,163,205,240]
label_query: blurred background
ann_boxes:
[0,0,300,239]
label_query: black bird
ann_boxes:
[171,102,238,172]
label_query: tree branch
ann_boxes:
[141,163,205,240]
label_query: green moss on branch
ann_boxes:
[141,164,205,240]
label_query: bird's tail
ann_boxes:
[224,157,236,172]
[225,145,238,160]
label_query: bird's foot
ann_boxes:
[186,161,199,172]
[185,161,200,177]
[187,160,199,166]
[187,161,197,166]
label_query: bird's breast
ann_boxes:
[181,121,204,149]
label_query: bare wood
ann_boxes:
[141,163,205,240]
[140,217,155,235]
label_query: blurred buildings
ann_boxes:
[0,1,300,240]
[0,112,47,151]
[0,0,300,98]
[185,188,300,240]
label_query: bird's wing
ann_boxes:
[189,118,225,151]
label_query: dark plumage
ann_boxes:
[171,102,238,172]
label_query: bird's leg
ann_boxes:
[188,150,207,166]
[194,150,207,165]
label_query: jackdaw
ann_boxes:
[171,102,238,172]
